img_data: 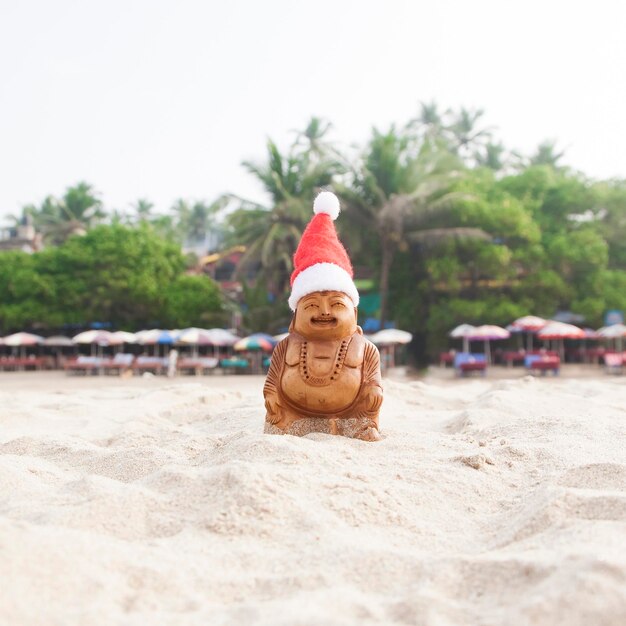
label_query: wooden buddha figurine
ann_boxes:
[263,192,383,441]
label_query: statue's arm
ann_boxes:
[361,340,383,411]
[263,338,287,420]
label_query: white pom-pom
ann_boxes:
[313,191,340,220]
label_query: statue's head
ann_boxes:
[288,192,360,330]
[292,290,357,340]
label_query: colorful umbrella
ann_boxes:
[537,321,585,360]
[234,333,277,352]
[136,329,180,345]
[508,315,548,350]
[537,322,585,340]
[509,315,548,332]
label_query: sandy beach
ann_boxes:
[1,370,625,626]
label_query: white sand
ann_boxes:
[1,371,625,626]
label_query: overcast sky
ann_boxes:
[1,0,625,220]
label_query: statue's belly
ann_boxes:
[280,365,362,414]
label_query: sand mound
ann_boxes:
[0,374,625,625]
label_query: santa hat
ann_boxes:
[288,191,359,311]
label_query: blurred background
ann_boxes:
[1,0,624,367]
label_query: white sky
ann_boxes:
[1,0,625,220]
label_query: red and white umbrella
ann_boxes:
[510,315,548,332]
[537,322,585,340]
[537,321,585,360]
[2,332,43,357]
[3,332,44,346]
[73,330,114,345]
[508,316,548,350]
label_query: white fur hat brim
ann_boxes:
[288,262,359,311]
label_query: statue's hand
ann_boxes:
[364,385,383,412]
[264,393,281,423]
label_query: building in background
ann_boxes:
[0,214,42,253]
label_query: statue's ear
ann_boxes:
[354,307,363,334]
[288,313,295,333]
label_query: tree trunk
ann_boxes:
[378,240,394,329]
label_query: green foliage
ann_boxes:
[161,274,224,328]
[0,224,224,332]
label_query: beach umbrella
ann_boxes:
[178,327,238,357]
[597,324,626,351]
[109,331,137,345]
[510,315,548,331]
[3,332,43,357]
[42,335,74,347]
[136,329,180,356]
[369,329,413,345]
[449,324,476,353]
[234,333,277,352]
[137,329,180,345]
[509,316,547,350]
[464,325,510,364]
[177,327,214,346]
[537,322,585,340]
[3,332,44,346]
[370,329,413,369]
[73,330,114,356]
[537,321,585,360]
[73,330,114,344]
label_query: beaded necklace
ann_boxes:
[299,337,351,386]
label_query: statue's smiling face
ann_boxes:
[294,291,357,340]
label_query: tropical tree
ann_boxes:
[132,198,155,223]
[172,197,228,248]
[340,125,471,327]
[24,182,106,245]
[225,118,343,311]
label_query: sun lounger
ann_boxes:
[101,353,135,375]
[177,357,219,375]
[0,357,46,371]
[64,356,103,375]
[132,356,168,375]
[439,351,455,367]
[453,353,487,377]
[604,353,623,375]
[525,355,560,375]
[219,357,250,374]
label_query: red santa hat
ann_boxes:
[288,191,359,311]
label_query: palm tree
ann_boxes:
[34,182,105,244]
[340,125,474,327]
[226,118,343,299]
[530,140,565,167]
[132,198,155,222]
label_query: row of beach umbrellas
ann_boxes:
[449,316,626,361]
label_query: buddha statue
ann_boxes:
[263,192,383,441]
